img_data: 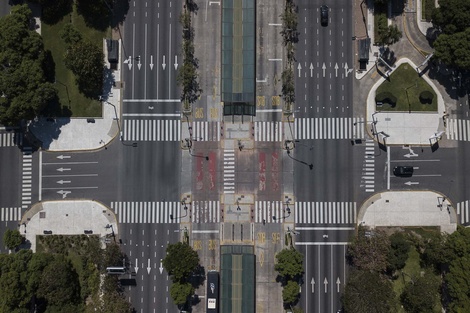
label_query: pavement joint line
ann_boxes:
[122,99,181,102]
[295,242,350,246]
[296,227,355,230]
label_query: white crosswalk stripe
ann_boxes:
[111,202,179,223]
[0,207,22,221]
[255,121,283,142]
[255,201,289,223]
[447,118,470,141]
[293,117,364,140]
[191,121,220,141]
[21,147,33,210]
[224,150,235,194]
[122,119,181,141]
[294,202,357,224]
[192,201,220,223]
[457,200,470,225]
[0,132,22,147]
[362,140,375,193]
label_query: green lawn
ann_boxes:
[42,8,110,117]
[376,63,438,112]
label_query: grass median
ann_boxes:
[376,63,438,112]
[42,9,110,117]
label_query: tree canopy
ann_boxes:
[347,228,390,273]
[433,28,470,71]
[431,0,470,34]
[170,281,194,307]
[64,39,104,98]
[400,274,440,313]
[342,270,396,313]
[274,247,304,282]
[386,232,411,274]
[432,0,470,70]
[0,5,58,126]
[162,242,200,283]
[282,280,300,305]
[3,229,24,250]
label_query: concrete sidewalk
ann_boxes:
[20,200,118,252]
[365,58,445,145]
[357,191,457,234]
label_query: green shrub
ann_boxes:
[419,90,434,104]
[376,92,397,106]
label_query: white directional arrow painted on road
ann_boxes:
[324,277,328,293]
[56,155,71,160]
[56,167,71,172]
[405,181,419,186]
[404,153,418,158]
[124,56,132,70]
[344,62,353,77]
[336,277,341,292]
[310,63,314,77]
[297,63,302,77]
[162,55,166,70]
[334,63,339,77]
[137,55,142,70]
[159,259,164,274]
[150,55,154,70]
[148,106,154,110]
[56,180,71,185]
[147,258,151,274]
[311,278,315,293]
[174,55,178,70]
[57,190,71,199]
[134,258,139,274]
[322,63,326,77]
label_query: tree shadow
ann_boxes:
[112,0,130,28]
[189,264,206,289]
[76,0,111,31]
[390,0,405,18]
[40,0,73,25]
[425,61,460,100]
[27,117,71,150]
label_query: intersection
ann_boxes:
[0,0,468,312]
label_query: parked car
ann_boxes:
[393,166,414,177]
[320,5,329,26]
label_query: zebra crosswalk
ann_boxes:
[255,201,356,224]
[255,201,291,223]
[457,200,470,225]
[293,117,365,140]
[0,207,22,221]
[122,119,181,141]
[294,201,357,224]
[0,132,22,147]
[446,118,470,141]
[224,150,235,194]
[111,201,180,223]
[21,147,33,209]
[255,121,283,142]
[191,121,220,141]
[362,140,375,193]
[192,201,220,223]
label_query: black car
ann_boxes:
[320,5,329,26]
[393,166,414,177]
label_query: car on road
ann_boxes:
[393,166,414,177]
[320,5,329,26]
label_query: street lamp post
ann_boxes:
[170,202,189,221]
[272,201,292,221]
[105,224,115,242]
